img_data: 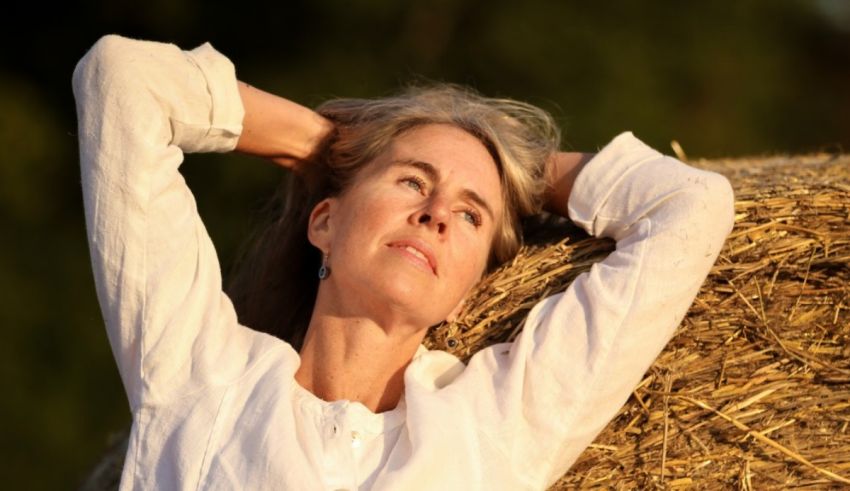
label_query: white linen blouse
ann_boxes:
[73,34,735,491]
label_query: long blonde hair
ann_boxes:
[226,84,561,349]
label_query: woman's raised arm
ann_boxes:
[409,132,735,488]
[73,35,281,410]
[234,81,331,169]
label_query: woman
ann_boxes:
[73,35,735,490]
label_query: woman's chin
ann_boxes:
[325,260,457,327]
[350,287,449,330]
[355,279,452,328]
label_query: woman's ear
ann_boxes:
[307,198,335,253]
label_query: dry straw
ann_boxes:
[83,154,850,490]
[424,153,850,489]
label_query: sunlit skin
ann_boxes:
[234,81,592,413]
[296,124,504,412]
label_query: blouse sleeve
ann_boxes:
[451,132,735,487]
[73,35,273,410]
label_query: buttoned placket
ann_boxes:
[320,401,363,491]
[292,372,411,490]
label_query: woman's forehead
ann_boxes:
[390,125,499,178]
[386,125,500,193]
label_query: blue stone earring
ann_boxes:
[318,253,330,280]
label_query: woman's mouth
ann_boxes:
[386,240,437,275]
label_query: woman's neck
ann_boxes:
[294,312,427,414]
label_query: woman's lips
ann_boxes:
[386,239,437,275]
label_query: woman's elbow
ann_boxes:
[706,172,736,237]
[72,34,137,98]
[686,171,736,254]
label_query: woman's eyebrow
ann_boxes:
[460,189,495,221]
[392,158,495,221]
[393,158,439,182]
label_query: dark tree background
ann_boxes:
[1,1,848,488]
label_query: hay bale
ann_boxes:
[83,154,850,489]
[424,153,850,489]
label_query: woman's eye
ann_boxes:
[402,176,425,193]
[461,209,482,227]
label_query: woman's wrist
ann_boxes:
[544,151,595,218]
[234,81,332,169]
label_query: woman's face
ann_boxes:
[309,124,504,331]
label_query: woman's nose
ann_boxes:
[415,197,450,234]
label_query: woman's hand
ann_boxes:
[234,81,333,171]
[544,151,595,218]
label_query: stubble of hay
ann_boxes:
[424,153,850,489]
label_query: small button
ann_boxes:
[350,430,362,449]
[332,424,338,435]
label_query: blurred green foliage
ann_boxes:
[2,1,848,488]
